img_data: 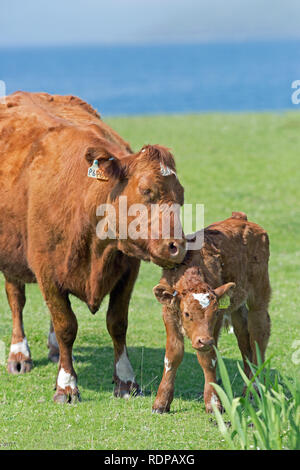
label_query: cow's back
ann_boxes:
[183,213,270,308]
[0,92,131,282]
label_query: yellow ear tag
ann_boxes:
[96,168,109,181]
[218,295,230,309]
[87,160,109,181]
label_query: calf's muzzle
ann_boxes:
[192,336,215,351]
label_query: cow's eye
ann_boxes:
[139,186,157,201]
[184,312,190,319]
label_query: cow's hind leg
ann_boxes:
[106,260,141,398]
[6,278,33,374]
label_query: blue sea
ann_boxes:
[1,41,300,116]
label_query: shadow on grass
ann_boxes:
[33,345,250,402]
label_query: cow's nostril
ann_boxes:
[168,242,179,256]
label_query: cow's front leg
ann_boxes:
[106,262,141,398]
[152,308,184,413]
[5,278,33,374]
[38,280,80,403]
[47,320,60,363]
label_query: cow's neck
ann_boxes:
[62,190,126,311]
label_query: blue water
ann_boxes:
[1,41,300,116]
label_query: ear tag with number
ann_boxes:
[87,159,109,181]
[218,295,230,309]
[87,160,99,179]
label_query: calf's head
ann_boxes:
[153,271,235,351]
[88,144,186,268]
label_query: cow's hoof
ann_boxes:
[53,389,81,404]
[114,381,143,399]
[48,352,60,363]
[7,359,33,374]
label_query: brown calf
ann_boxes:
[153,212,271,413]
[0,91,186,403]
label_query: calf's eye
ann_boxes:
[184,312,190,319]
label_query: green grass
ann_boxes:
[0,111,299,450]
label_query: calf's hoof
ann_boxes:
[53,388,81,404]
[7,359,33,374]
[205,402,224,414]
[152,406,169,414]
[206,405,224,414]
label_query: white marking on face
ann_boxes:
[116,347,135,383]
[48,331,59,348]
[192,292,210,308]
[160,162,176,177]
[57,368,77,390]
[10,337,30,357]
[164,356,171,373]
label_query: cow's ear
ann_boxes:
[153,283,178,306]
[214,282,236,308]
[85,147,124,181]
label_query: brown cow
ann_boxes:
[0,91,186,403]
[152,212,271,413]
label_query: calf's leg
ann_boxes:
[6,278,33,374]
[197,316,223,413]
[231,304,252,378]
[106,262,141,398]
[247,307,271,365]
[247,274,271,365]
[152,307,184,413]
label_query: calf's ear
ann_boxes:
[214,282,236,308]
[153,283,177,306]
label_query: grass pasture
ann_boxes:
[0,112,299,450]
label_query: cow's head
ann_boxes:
[86,143,186,268]
[153,268,235,351]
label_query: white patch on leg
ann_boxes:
[192,292,210,309]
[116,347,135,383]
[57,368,77,390]
[10,337,30,357]
[210,393,219,406]
[48,331,59,348]
[211,358,217,368]
[164,356,171,373]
